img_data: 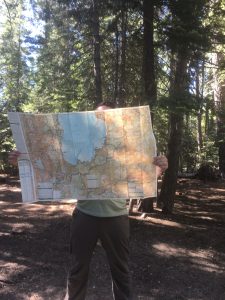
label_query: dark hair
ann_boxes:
[96,101,116,109]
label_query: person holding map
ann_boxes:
[9,102,168,300]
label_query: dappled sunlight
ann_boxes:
[179,210,222,217]
[21,202,75,216]
[1,177,225,299]
[0,221,34,235]
[0,186,21,193]
[152,243,225,274]
[28,286,65,300]
[146,216,185,229]
[209,187,225,193]
[175,209,225,222]
[205,195,225,202]
[199,216,215,221]
[0,261,28,270]
[2,207,23,213]
[0,201,75,219]
[28,294,44,300]
[186,194,205,200]
[0,262,28,284]
[11,222,34,231]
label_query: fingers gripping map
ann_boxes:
[8,106,157,203]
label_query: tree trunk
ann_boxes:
[137,0,157,213]
[157,51,188,214]
[158,113,183,213]
[114,24,119,104]
[142,0,157,110]
[92,0,102,105]
[118,7,127,107]
[196,63,203,152]
[212,52,225,176]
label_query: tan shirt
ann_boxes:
[76,199,128,217]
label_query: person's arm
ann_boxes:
[153,155,168,177]
[8,150,21,166]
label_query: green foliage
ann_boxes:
[153,107,169,155]
[165,0,211,52]
[0,0,32,171]
[159,93,201,114]
[0,0,224,174]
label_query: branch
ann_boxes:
[3,0,13,35]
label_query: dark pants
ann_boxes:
[66,209,131,300]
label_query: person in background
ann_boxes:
[9,102,168,300]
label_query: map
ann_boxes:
[8,106,157,203]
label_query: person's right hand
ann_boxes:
[8,150,21,166]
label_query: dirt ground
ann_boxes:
[0,177,225,300]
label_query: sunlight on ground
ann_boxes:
[0,262,27,270]
[22,203,75,215]
[11,222,34,230]
[0,201,75,217]
[205,195,225,201]
[28,287,61,300]
[179,210,224,220]
[199,216,215,220]
[146,217,185,229]
[27,293,43,300]
[0,186,21,192]
[152,243,224,273]
[0,262,28,283]
[209,187,225,192]
[1,208,22,213]
[186,194,206,200]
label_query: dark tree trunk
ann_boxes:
[158,113,183,213]
[196,63,203,151]
[92,0,102,105]
[118,7,127,107]
[157,52,188,214]
[137,0,157,213]
[142,0,157,110]
[114,24,119,104]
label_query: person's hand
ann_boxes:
[8,150,21,166]
[153,155,168,177]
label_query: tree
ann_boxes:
[136,0,158,213]
[158,0,210,213]
[142,0,157,110]
[158,51,188,213]
[91,0,103,105]
[0,0,31,170]
[212,52,225,176]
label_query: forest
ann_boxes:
[1,1,225,299]
[1,0,225,213]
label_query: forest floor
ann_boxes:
[0,176,225,300]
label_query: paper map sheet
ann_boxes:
[8,106,157,203]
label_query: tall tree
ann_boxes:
[142,0,157,110]
[92,0,103,105]
[136,0,158,213]
[118,2,128,107]
[0,0,31,169]
[158,51,188,213]
[158,0,210,213]
[212,52,225,176]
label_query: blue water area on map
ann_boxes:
[58,112,106,165]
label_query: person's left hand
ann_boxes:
[153,155,168,177]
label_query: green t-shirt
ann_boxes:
[77,199,128,217]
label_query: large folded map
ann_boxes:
[8,106,157,203]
